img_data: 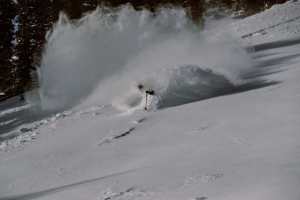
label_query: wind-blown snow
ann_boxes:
[1,1,300,200]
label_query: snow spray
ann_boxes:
[37,5,253,112]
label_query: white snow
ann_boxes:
[1,2,300,200]
[232,0,300,44]
[0,104,31,118]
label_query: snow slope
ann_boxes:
[233,0,300,45]
[1,1,300,200]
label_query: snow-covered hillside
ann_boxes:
[1,1,300,200]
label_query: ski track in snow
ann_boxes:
[0,105,110,152]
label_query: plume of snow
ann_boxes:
[36,5,253,112]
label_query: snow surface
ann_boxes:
[1,1,300,200]
[232,0,300,45]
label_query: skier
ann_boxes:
[137,84,155,111]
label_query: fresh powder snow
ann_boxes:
[0,1,300,200]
